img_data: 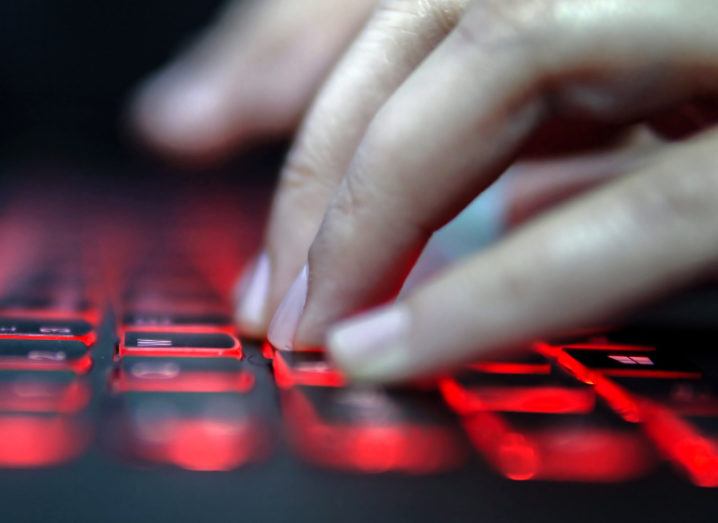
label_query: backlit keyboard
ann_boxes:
[0,183,717,488]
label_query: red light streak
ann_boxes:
[536,342,642,423]
[640,400,718,487]
[466,361,551,375]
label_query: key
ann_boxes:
[0,372,90,413]
[460,408,656,483]
[0,317,95,346]
[0,339,92,374]
[281,386,467,474]
[273,350,345,388]
[111,358,254,394]
[562,346,701,380]
[104,394,268,471]
[119,331,241,358]
[440,350,595,416]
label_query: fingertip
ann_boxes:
[327,304,413,383]
[130,65,236,160]
[267,264,308,351]
[234,252,271,339]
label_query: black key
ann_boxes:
[563,347,701,379]
[0,317,93,337]
[119,331,241,358]
[0,339,92,374]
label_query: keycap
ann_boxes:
[111,358,254,394]
[103,394,268,471]
[0,372,90,413]
[118,331,241,358]
[0,415,90,468]
[273,350,345,388]
[281,386,467,473]
[0,317,95,346]
[0,339,92,374]
[562,346,701,380]
[440,351,595,416]
[460,409,656,483]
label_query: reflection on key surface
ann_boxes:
[282,386,467,474]
[443,349,657,482]
[0,415,91,468]
[540,339,718,486]
[104,393,268,472]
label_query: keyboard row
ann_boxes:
[0,258,717,485]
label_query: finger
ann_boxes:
[327,129,718,382]
[423,125,661,272]
[238,0,470,336]
[131,0,375,162]
[282,0,718,349]
[505,125,663,226]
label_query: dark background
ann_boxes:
[0,0,227,162]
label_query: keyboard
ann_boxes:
[0,169,717,522]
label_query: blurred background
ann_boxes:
[0,0,235,163]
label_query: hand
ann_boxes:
[131,0,375,163]
[237,0,718,383]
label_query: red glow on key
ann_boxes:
[117,330,242,359]
[0,416,90,468]
[111,367,254,394]
[462,412,654,482]
[163,420,263,471]
[536,342,642,423]
[439,379,595,415]
[0,352,93,375]
[466,361,551,375]
[0,380,91,413]
[0,330,96,347]
[282,389,464,474]
[261,341,274,360]
[273,350,346,389]
[129,418,266,472]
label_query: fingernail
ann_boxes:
[327,305,412,382]
[235,252,270,337]
[267,264,308,351]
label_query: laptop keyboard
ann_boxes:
[0,183,717,486]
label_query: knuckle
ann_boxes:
[454,0,553,53]
[418,0,470,31]
[279,145,335,195]
[373,0,465,33]
[280,155,315,192]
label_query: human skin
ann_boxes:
[134,0,718,383]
